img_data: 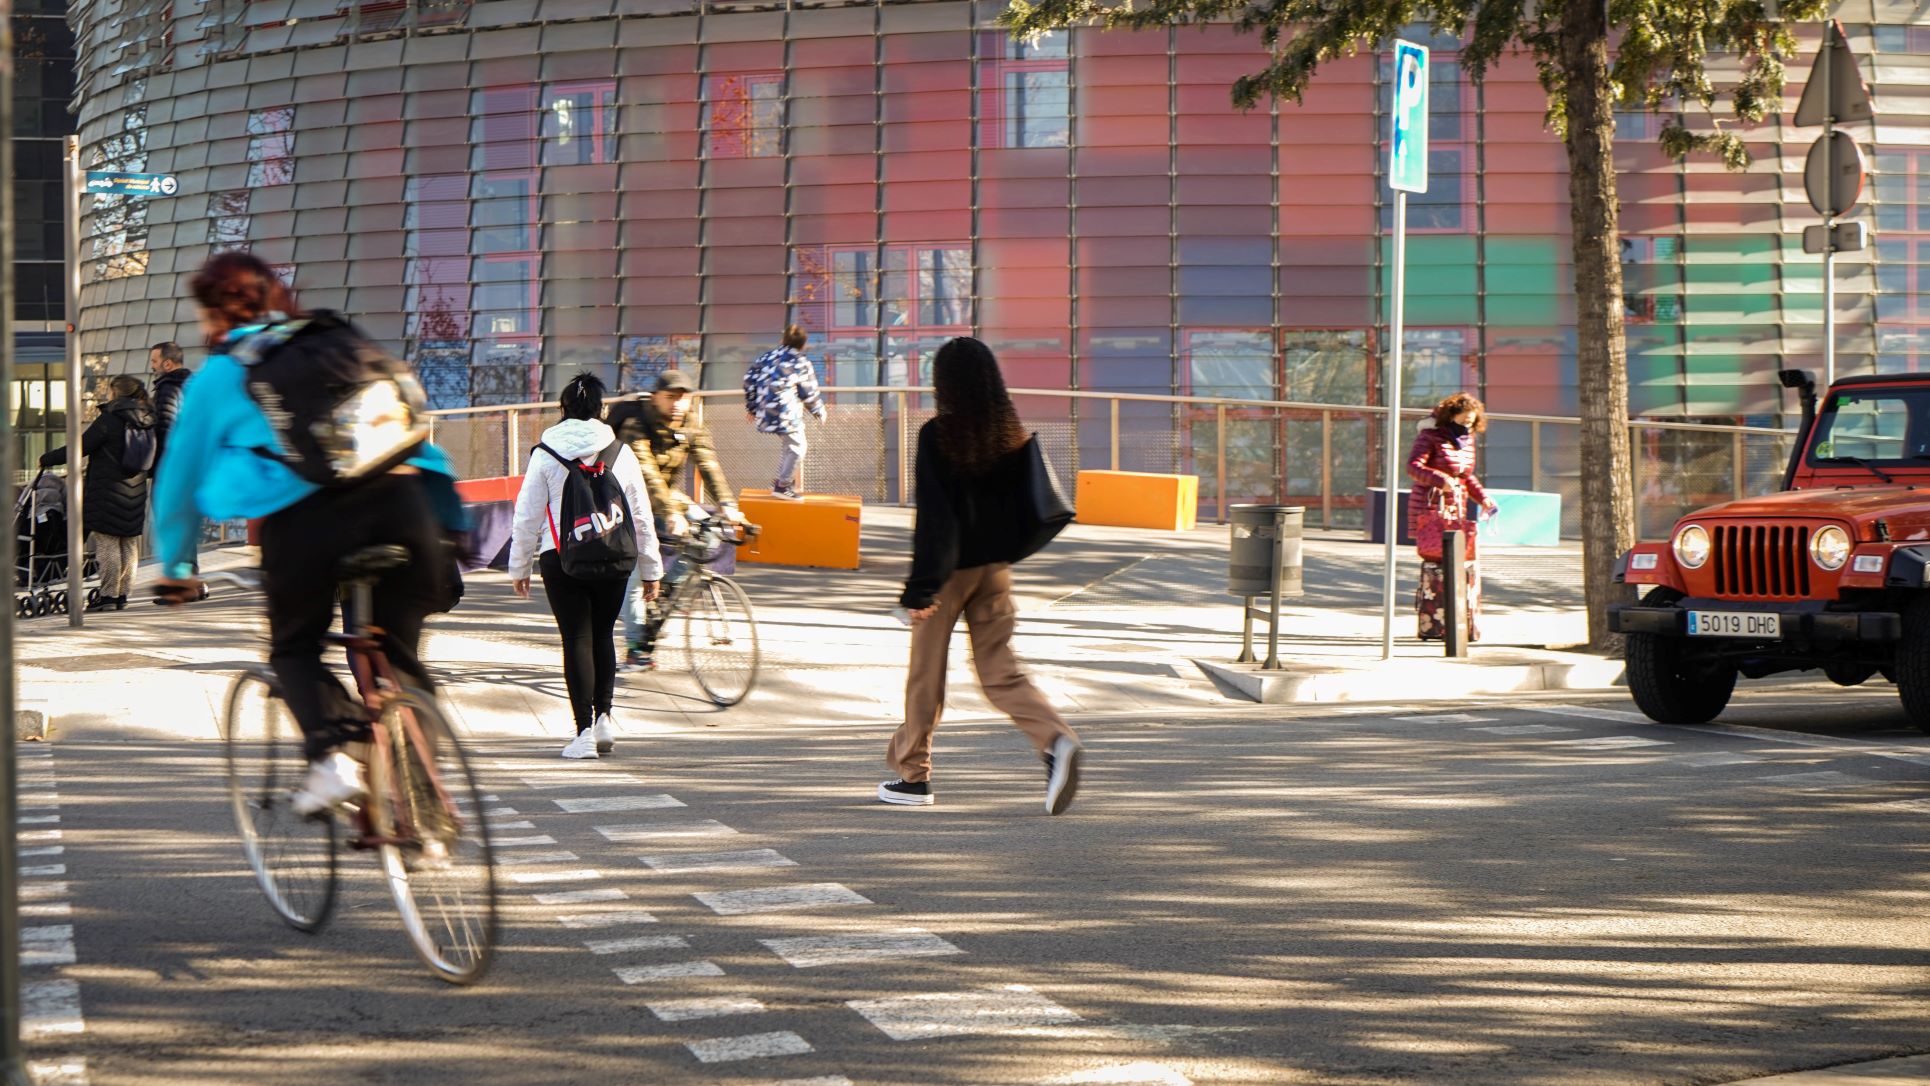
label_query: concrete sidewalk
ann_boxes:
[15,508,1607,743]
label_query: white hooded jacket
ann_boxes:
[508,418,664,584]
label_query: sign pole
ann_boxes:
[1,5,29,1081]
[64,137,83,628]
[1820,30,1835,390]
[1381,39,1427,661]
[1382,188,1407,661]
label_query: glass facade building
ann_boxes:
[14,0,76,466]
[58,0,1930,516]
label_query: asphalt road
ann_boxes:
[18,685,1930,1086]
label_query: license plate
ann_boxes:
[1686,610,1782,638]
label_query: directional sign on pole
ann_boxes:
[1794,21,1872,128]
[84,171,179,197]
[1389,41,1429,194]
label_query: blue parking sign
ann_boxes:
[1389,41,1429,194]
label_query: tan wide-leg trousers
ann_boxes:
[886,563,1078,783]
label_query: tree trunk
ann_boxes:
[1560,0,1637,652]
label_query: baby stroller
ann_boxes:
[14,469,99,618]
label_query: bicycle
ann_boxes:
[637,513,762,707]
[195,545,498,985]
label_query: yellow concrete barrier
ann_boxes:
[737,489,863,570]
[1075,470,1199,531]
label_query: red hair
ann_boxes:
[188,253,299,343]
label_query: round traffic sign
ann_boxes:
[1804,131,1865,218]
[158,175,179,196]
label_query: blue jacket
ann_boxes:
[742,347,826,435]
[152,332,464,580]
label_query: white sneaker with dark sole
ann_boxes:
[291,751,366,817]
[561,730,599,760]
[1044,737,1081,815]
[593,713,617,755]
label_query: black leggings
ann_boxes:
[539,550,626,733]
[260,474,448,762]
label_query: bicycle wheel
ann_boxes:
[682,574,760,707]
[222,667,338,933]
[369,690,497,985]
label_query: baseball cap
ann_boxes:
[655,369,695,393]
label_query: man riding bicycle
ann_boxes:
[153,252,466,816]
[605,368,742,672]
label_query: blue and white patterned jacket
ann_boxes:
[742,346,826,435]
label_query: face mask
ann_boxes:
[1444,420,1470,439]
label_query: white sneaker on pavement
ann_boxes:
[560,730,600,760]
[593,712,617,755]
[291,751,365,816]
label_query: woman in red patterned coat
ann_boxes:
[1408,392,1499,641]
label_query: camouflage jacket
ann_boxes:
[607,397,735,518]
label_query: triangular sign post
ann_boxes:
[1794,21,1872,127]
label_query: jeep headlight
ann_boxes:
[1810,525,1851,571]
[1673,524,1711,569]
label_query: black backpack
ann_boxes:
[231,310,430,487]
[538,441,638,580]
[120,419,157,475]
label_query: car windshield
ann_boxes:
[1807,386,1930,467]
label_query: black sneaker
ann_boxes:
[1044,737,1081,815]
[878,778,934,806]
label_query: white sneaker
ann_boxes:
[560,730,600,760]
[291,751,365,816]
[593,713,617,755]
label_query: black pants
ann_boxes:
[260,474,448,761]
[540,550,626,734]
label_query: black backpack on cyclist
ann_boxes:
[231,310,431,488]
[538,441,638,580]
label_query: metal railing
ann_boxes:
[425,387,1801,541]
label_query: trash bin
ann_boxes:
[1228,504,1305,598]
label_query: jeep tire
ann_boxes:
[1625,588,1738,724]
[1894,598,1930,734]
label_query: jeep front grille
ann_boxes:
[1713,524,1811,597]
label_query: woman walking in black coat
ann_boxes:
[42,375,158,610]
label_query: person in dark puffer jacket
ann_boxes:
[41,375,157,610]
[149,341,190,464]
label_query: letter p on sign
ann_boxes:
[1390,41,1429,194]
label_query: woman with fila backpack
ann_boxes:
[508,372,663,760]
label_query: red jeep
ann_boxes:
[1614,369,1930,731]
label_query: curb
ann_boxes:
[15,700,51,741]
[1194,655,1626,705]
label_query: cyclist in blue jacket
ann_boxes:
[153,252,467,816]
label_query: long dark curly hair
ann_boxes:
[931,337,1027,472]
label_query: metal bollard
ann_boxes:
[1443,528,1469,658]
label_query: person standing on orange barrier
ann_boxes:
[743,325,826,500]
[879,337,1082,815]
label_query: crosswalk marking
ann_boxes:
[761,929,962,969]
[685,1031,813,1064]
[1394,714,1495,725]
[491,835,559,848]
[510,868,602,884]
[850,984,1080,1041]
[556,910,659,928]
[21,978,83,1039]
[695,883,872,916]
[24,1058,89,1086]
[533,888,626,905]
[583,934,688,955]
[1044,1063,1193,1086]
[521,774,645,790]
[641,849,796,873]
[496,851,581,866]
[647,996,768,1023]
[1760,770,1870,788]
[614,961,726,984]
[1472,724,1576,735]
[1548,736,1671,751]
[597,821,738,841]
[1678,752,1764,768]
[554,795,685,814]
[21,925,76,968]
[19,865,67,878]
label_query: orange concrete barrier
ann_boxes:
[736,489,863,570]
[1075,470,1199,531]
